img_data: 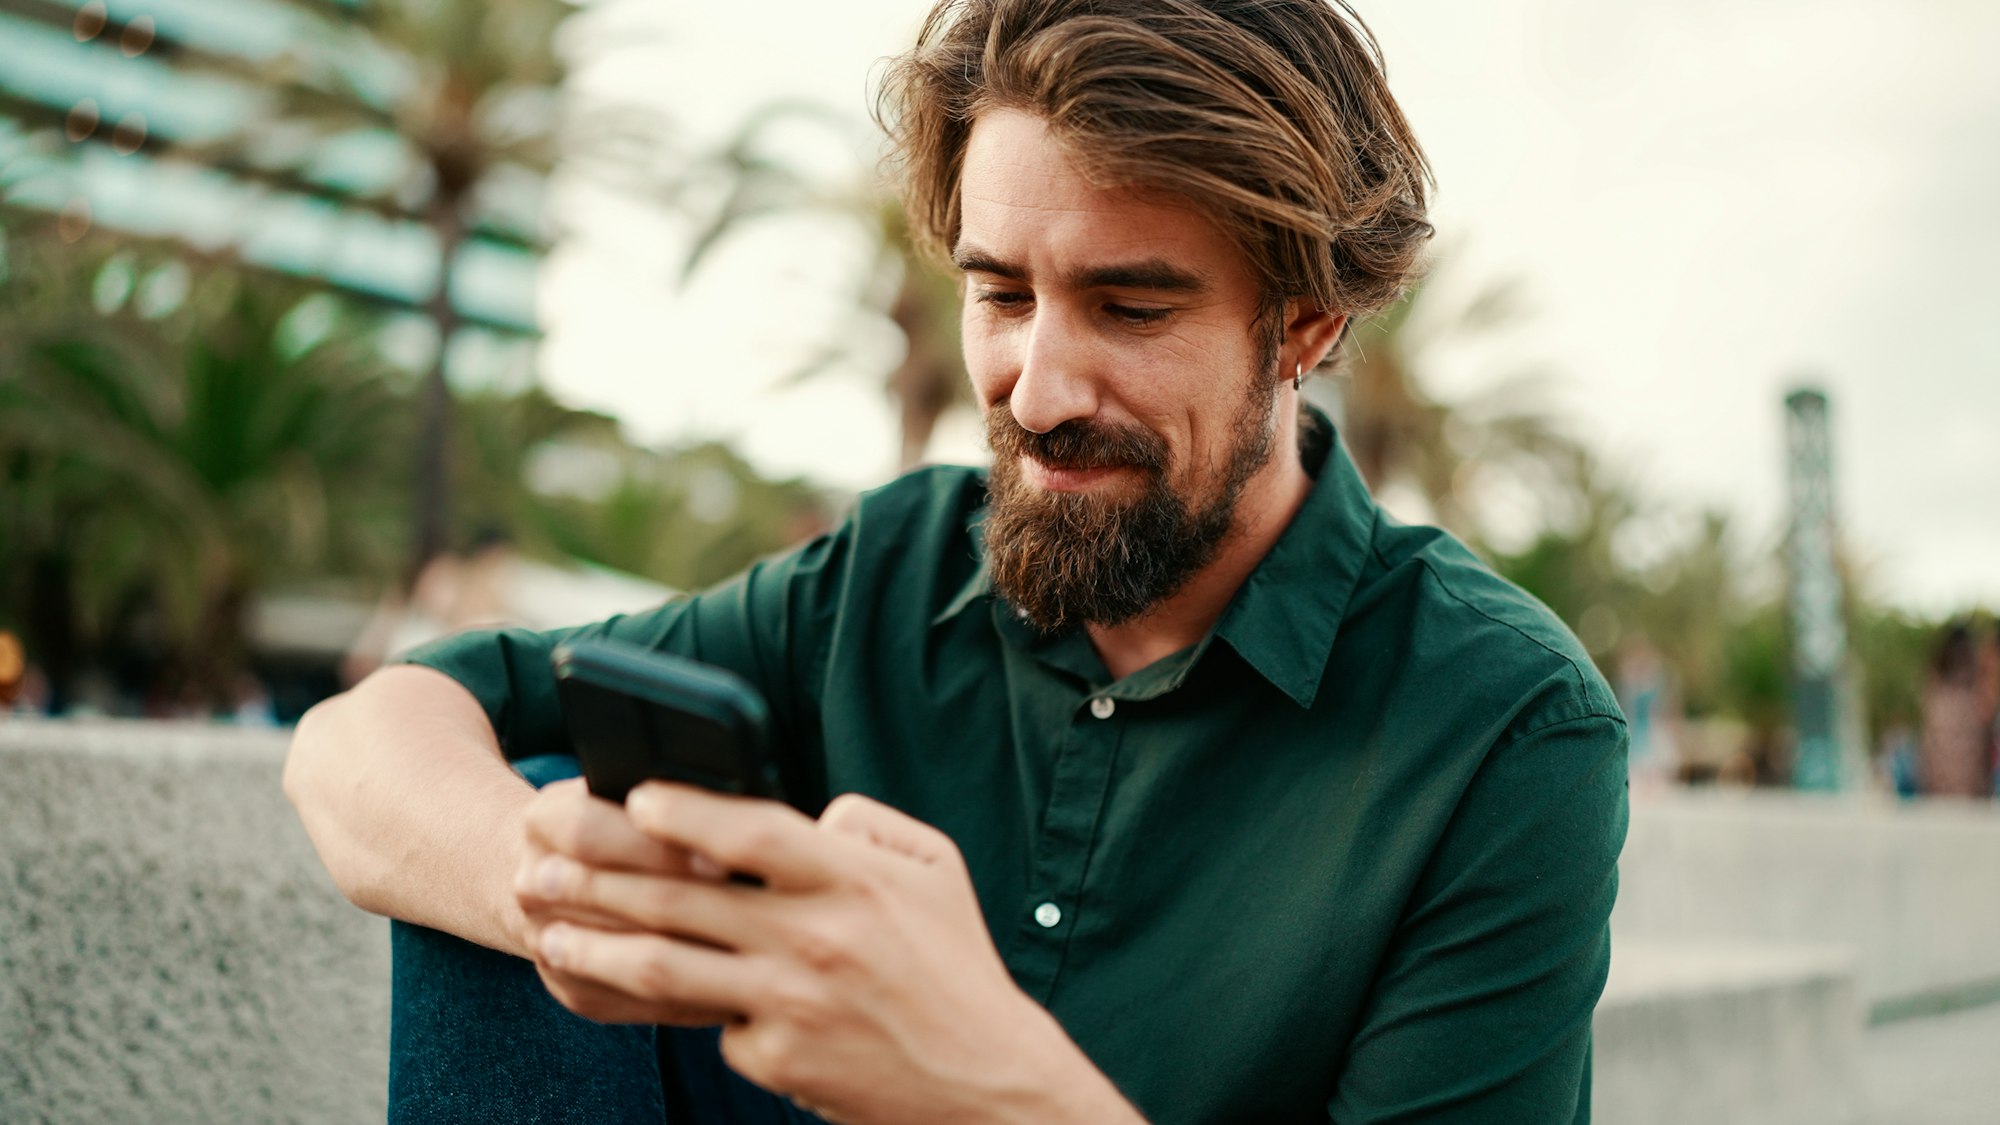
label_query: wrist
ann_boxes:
[978,1006,1146,1125]
[488,794,537,959]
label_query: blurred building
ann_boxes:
[0,0,540,355]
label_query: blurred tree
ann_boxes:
[670,102,966,470]
[1,216,829,714]
[535,441,830,592]
[250,0,576,580]
[1625,510,1751,716]
[0,0,662,582]
[0,224,409,710]
[449,387,832,591]
[1337,272,1579,542]
[1488,445,1647,659]
[1849,606,1936,751]
[451,384,624,555]
[1715,600,1793,783]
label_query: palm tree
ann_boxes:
[669,102,968,471]
[1487,445,1648,653]
[451,385,624,557]
[1335,271,1579,542]
[0,224,410,710]
[531,440,831,592]
[0,0,621,583]
[249,0,577,580]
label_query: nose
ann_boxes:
[1007,308,1100,434]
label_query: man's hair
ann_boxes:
[876,0,1434,349]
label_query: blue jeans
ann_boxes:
[388,755,826,1124]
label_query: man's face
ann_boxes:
[955,108,1285,630]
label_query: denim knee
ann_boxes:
[513,754,583,790]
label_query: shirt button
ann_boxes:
[1089,696,1116,720]
[1034,902,1063,928]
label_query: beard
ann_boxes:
[982,367,1281,633]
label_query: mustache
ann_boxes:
[985,407,1169,474]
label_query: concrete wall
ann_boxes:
[1594,944,1863,1125]
[1613,789,2000,1015]
[0,721,386,1125]
[6,721,2000,1123]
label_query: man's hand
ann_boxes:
[512,778,738,1026]
[514,782,1144,1125]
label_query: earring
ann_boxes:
[1293,363,1303,392]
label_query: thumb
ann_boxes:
[817,792,957,866]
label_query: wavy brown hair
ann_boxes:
[876,0,1434,357]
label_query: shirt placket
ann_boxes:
[1008,690,1126,1006]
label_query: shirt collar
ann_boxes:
[932,507,996,628]
[1210,408,1376,708]
[930,407,1377,707]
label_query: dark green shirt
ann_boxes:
[404,420,1628,1124]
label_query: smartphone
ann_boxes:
[551,639,788,806]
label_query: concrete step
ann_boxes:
[1595,943,1863,1125]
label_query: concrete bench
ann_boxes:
[1,721,386,1124]
[1593,943,1862,1125]
[5,721,1994,1122]
[1613,789,2000,1019]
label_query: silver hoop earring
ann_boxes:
[1293,363,1303,392]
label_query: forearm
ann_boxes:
[283,664,535,957]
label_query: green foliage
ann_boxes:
[1850,607,1937,733]
[536,442,827,592]
[0,219,829,713]
[448,389,829,592]
[1716,601,1791,737]
[1350,263,1968,781]
[1338,271,1576,543]
[0,227,411,705]
[1485,435,1951,775]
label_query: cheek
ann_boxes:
[1163,365,1258,479]
[959,317,1014,408]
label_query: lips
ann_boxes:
[1021,456,1132,491]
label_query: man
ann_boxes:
[285,1,1628,1121]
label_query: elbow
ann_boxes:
[283,692,387,914]
[282,694,336,816]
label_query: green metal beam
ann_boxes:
[0,197,536,337]
[0,95,544,252]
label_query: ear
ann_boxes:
[1280,299,1348,379]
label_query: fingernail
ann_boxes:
[689,852,727,882]
[536,856,570,899]
[541,924,567,968]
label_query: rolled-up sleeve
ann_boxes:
[1328,712,1629,1124]
[397,526,851,775]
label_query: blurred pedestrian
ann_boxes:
[339,529,516,687]
[1617,637,1681,792]
[1880,724,1922,799]
[1981,626,2000,798]
[0,631,23,712]
[1919,619,1995,798]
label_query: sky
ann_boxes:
[535,0,2000,615]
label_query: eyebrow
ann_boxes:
[952,246,1214,295]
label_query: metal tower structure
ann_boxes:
[1784,387,1848,790]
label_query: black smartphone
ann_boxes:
[551,639,787,806]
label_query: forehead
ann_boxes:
[956,108,1252,285]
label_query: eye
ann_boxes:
[1106,303,1171,326]
[974,289,1031,314]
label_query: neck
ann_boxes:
[1084,401,1311,681]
